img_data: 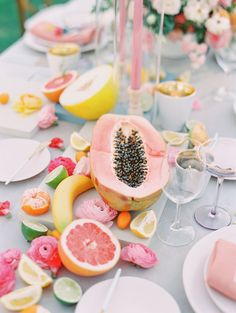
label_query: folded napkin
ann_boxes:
[206,239,236,301]
[30,21,96,45]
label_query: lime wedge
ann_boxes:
[185,120,200,131]
[21,220,48,242]
[45,165,68,189]
[53,277,82,305]
[162,130,187,146]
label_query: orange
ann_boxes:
[75,151,87,162]
[21,305,50,312]
[0,92,10,104]
[59,219,120,276]
[21,191,50,216]
[117,211,131,229]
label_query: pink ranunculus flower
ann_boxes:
[73,156,90,177]
[38,105,58,129]
[206,28,232,50]
[27,236,62,276]
[0,249,22,270]
[0,264,16,297]
[121,243,158,269]
[75,198,118,226]
[220,0,232,7]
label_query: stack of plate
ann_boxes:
[183,225,236,313]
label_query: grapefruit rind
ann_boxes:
[59,219,121,276]
[43,71,77,103]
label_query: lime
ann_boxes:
[45,165,68,189]
[162,130,187,146]
[53,277,82,305]
[130,210,157,239]
[185,120,200,132]
[70,132,90,151]
[21,220,48,242]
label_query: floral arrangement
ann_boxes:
[144,0,236,68]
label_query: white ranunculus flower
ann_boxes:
[206,13,231,35]
[184,0,211,24]
[153,0,181,16]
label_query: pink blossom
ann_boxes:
[73,156,90,177]
[0,249,22,270]
[38,105,58,129]
[189,51,198,62]
[196,43,208,54]
[0,201,11,217]
[206,29,232,50]
[75,198,117,226]
[220,0,232,7]
[27,236,62,276]
[0,265,16,297]
[121,243,158,269]
[192,99,203,111]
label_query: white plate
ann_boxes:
[75,276,180,313]
[183,225,236,313]
[209,137,236,180]
[203,240,236,313]
[0,138,50,182]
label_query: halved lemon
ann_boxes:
[130,210,157,239]
[70,132,90,151]
[18,254,53,288]
[0,285,42,311]
[162,130,187,146]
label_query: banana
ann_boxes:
[52,175,94,233]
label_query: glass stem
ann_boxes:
[211,176,224,216]
[170,202,182,230]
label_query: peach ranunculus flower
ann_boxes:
[38,105,58,129]
[153,0,181,15]
[121,243,158,268]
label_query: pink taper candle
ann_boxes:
[119,0,126,62]
[131,0,143,90]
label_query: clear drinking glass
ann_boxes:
[194,138,235,230]
[157,149,206,246]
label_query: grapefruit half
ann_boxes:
[58,219,120,276]
[59,65,118,120]
[43,71,77,103]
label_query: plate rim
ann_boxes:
[75,276,181,313]
[0,138,50,183]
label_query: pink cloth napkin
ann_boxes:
[206,239,236,301]
[30,21,96,45]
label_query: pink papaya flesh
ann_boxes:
[90,114,169,211]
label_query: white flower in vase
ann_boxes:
[184,0,211,24]
[153,0,181,15]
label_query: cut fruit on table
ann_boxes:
[18,254,53,287]
[162,130,187,146]
[70,132,90,151]
[21,220,48,242]
[21,189,51,216]
[0,285,42,311]
[45,165,68,189]
[58,219,121,276]
[20,305,50,312]
[42,71,77,103]
[59,65,118,120]
[53,277,82,305]
[130,210,157,239]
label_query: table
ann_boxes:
[1,23,236,313]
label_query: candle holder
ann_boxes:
[128,86,142,115]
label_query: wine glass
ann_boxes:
[194,138,235,230]
[157,149,206,246]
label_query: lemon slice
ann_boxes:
[162,130,187,146]
[130,210,157,239]
[70,132,90,151]
[18,254,53,288]
[0,285,42,311]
